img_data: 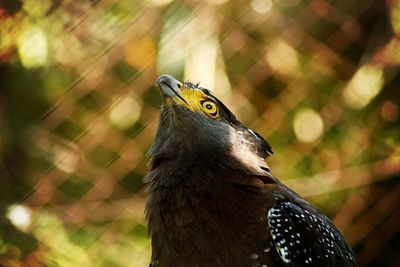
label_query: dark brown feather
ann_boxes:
[145,77,358,267]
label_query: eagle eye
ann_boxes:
[200,100,219,119]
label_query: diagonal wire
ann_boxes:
[21,2,208,204]
[36,0,154,124]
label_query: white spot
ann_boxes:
[251,0,273,14]
[276,245,291,263]
[250,253,258,260]
[248,128,257,137]
[6,205,31,232]
[268,208,291,263]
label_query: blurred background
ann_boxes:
[0,0,399,266]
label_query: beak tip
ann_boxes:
[156,74,182,98]
[156,74,177,85]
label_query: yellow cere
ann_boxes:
[166,85,220,119]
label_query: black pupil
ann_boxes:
[205,103,213,110]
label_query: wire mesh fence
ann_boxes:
[0,0,399,266]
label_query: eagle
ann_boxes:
[144,74,358,267]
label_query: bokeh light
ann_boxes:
[0,1,398,266]
[265,40,300,76]
[342,64,384,109]
[109,95,141,130]
[7,205,31,232]
[293,108,324,143]
[17,26,48,68]
[251,0,273,14]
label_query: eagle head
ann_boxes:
[144,74,273,188]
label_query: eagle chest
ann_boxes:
[148,185,273,267]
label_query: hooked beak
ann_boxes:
[156,74,189,106]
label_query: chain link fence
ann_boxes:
[0,0,399,266]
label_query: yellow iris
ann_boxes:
[200,100,219,119]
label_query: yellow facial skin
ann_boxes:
[164,85,220,120]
